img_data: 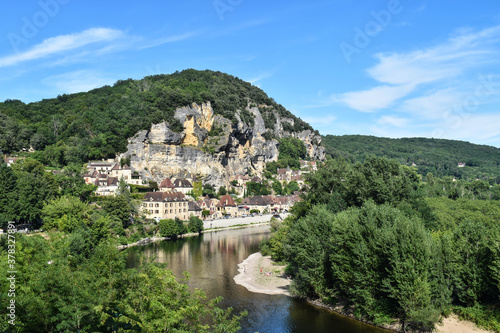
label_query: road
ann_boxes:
[202,213,288,230]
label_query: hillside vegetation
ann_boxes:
[322,135,500,183]
[0,69,313,166]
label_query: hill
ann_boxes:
[322,135,500,183]
[0,69,316,163]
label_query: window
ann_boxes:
[170,209,172,213]
[155,203,159,208]
[143,203,147,207]
[155,210,159,214]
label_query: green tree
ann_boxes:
[188,216,203,234]
[278,137,307,160]
[159,218,178,238]
[0,161,17,226]
[41,195,91,232]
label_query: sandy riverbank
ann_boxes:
[233,252,291,296]
[436,315,493,333]
[234,252,493,333]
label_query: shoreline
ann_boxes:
[234,251,494,333]
[117,222,271,250]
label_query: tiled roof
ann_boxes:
[173,178,193,188]
[241,195,273,206]
[188,201,202,211]
[144,191,186,202]
[216,194,236,207]
[159,177,175,188]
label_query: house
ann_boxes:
[240,195,274,213]
[271,194,301,213]
[458,163,466,168]
[3,156,25,167]
[173,178,193,194]
[142,191,190,221]
[86,161,143,185]
[277,166,293,181]
[159,177,176,192]
[300,160,317,172]
[188,201,203,219]
[196,195,218,217]
[215,194,238,217]
[93,174,119,196]
[233,174,250,186]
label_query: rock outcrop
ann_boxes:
[123,102,325,186]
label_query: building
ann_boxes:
[142,191,190,221]
[93,174,119,196]
[196,195,218,217]
[86,161,143,186]
[215,194,238,217]
[159,177,176,192]
[240,195,274,213]
[173,178,194,194]
[188,201,203,219]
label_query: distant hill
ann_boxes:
[322,135,500,183]
[0,69,315,162]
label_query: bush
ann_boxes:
[188,216,203,234]
[159,219,178,238]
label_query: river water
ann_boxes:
[126,225,391,333]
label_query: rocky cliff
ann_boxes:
[123,102,325,186]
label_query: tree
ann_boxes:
[159,219,178,238]
[102,195,134,228]
[278,137,307,160]
[202,209,210,219]
[41,195,91,232]
[0,161,17,226]
[188,216,203,234]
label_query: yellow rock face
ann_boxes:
[181,115,199,146]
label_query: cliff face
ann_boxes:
[124,102,325,186]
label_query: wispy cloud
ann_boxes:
[0,28,124,68]
[302,114,337,125]
[335,84,415,112]
[42,70,117,94]
[139,32,196,50]
[334,25,500,112]
[377,115,410,127]
[246,71,274,85]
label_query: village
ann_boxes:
[82,159,318,222]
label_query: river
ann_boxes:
[126,225,391,333]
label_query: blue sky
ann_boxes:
[1,1,500,147]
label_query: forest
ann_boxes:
[322,135,500,183]
[261,156,500,332]
[0,69,314,167]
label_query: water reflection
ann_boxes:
[126,226,391,333]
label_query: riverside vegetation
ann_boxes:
[260,156,500,332]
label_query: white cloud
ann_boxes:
[335,25,500,113]
[139,32,196,50]
[377,115,409,127]
[0,28,124,68]
[335,84,415,112]
[400,88,464,119]
[302,114,336,125]
[42,70,116,94]
[246,71,274,85]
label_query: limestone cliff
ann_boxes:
[123,102,325,186]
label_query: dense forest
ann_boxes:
[322,135,500,183]
[261,156,500,332]
[0,69,314,167]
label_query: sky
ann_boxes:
[1,1,500,147]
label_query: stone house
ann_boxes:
[215,194,238,217]
[142,191,189,221]
[188,201,203,219]
[173,178,194,194]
